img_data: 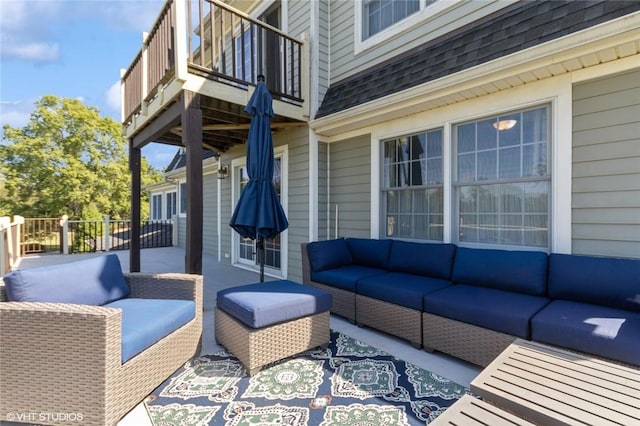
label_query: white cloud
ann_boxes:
[105,80,122,113]
[0,106,31,129]
[1,42,60,62]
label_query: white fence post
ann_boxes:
[60,215,69,254]
[0,217,9,275]
[104,215,111,251]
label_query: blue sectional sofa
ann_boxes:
[301,238,640,367]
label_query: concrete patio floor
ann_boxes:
[15,247,482,425]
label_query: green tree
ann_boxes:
[0,96,162,219]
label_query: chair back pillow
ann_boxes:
[347,238,392,269]
[452,247,548,296]
[388,241,456,279]
[548,253,640,311]
[3,254,130,305]
[307,239,353,272]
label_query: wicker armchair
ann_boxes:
[0,272,203,426]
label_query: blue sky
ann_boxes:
[0,0,179,170]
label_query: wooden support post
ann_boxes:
[182,90,203,274]
[130,140,142,272]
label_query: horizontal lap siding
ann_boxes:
[203,173,218,258]
[280,128,310,282]
[330,135,371,238]
[572,69,640,258]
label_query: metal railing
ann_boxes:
[122,0,304,122]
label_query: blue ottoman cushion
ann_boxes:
[531,300,640,366]
[4,254,130,305]
[104,298,195,363]
[311,265,386,292]
[357,272,451,310]
[217,280,332,329]
[424,284,550,338]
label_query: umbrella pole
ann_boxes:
[257,236,265,282]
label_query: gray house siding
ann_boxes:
[572,69,640,258]
[317,0,330,115]
[328,1,510,85]
[329,135,371,238]
[281,127,310,282]
[203,173,218,258]
[177,216,186,248]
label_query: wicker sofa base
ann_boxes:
[306,280,355,322]
[422,312,518,367]
[215,307,330,376]
[356,295,422,348]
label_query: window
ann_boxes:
[454,106,550,248]
[151,194,162,220]
[362,0,437,40]
[166,191,177,219]
[179,182,187,214]
[382,129,443,241]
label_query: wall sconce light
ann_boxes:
[493,119,517,131]
[217,165,228,180]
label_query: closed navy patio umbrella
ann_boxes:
[230,76,288,282]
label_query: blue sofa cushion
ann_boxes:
[388,241,456,279]
[105,298,195,363]
[548,254,640,312]
[311,265,386,292]
[424,284,550,338]
[451,247,548,296]
[217,280,332,329]
[347,238,392,269]
[531,300,640,367]
[357,272,451,310]
[307,239,353,272]
[4,254,130,305]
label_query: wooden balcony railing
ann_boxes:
[122,0,304,124]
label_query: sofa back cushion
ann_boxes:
[548,253,640,311]
[388,241,456,279]
[307,238,353,272]
[452,247,548,296]
[347,238,392,269]
[3,254,130,305]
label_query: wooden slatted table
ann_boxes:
[432,394,536,425]
[470,339,640,425]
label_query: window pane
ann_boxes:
[427,130,442,157]
[479,214,499,243]
[478,185,498,213]
[524,181,549,213]
[502,184,523,213]
[397,214,412,237]
[459,214,478,242]
[524,214,548,247]
[386,214,398,237]
[364,0,420,39]
[428,188,443,214]
[414,189,427,212]
[457,123,475,153]
[523,107,548,144]
[523,142,547,176]
[459,186,477,214]
[399,189,411,212]
[429,214,443,241]
[477,150,497,181]
[498,146,521,179]
[498,113,521,147]
[457,153,475,182]
[386,191,398,213]
[415,214,429,239]
[477,119,497,150]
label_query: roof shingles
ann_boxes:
[316,1,640,118]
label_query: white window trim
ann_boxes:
[178,180,187,218]
[370,75,572,253]
[230,145,289,278]
[354,0,460,55]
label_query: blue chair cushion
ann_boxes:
[347,238,392,269]
[307,239,353,272]
[216,280,332,329]
[451,247,548,296]
[357,272,451,310]
[388,241,456,279]
[104,298,195,363]
[548,254,640,312]
[531,300,640,367]
[311,265,386,292]
[4,254,130,305]
[423,284,550,338]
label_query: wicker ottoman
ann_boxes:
[215,280,332,375]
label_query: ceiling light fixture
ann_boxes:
[493,119,517,131]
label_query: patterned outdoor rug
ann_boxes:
[145,331,469,425]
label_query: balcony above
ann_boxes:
[121,0,308,152]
